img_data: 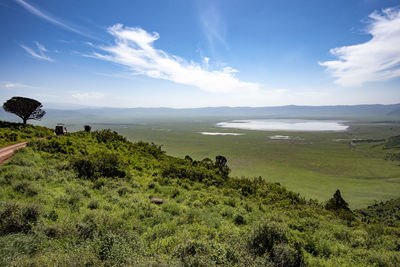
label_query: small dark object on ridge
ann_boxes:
[151,198,163,204]
[55,124,67,136]
[84,125,92,132]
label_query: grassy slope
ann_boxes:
[92,119,400,208]
[0,125,399,266]
[0,121,53,147]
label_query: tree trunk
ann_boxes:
[23,118,27,124]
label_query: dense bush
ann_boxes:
[160,156,230,186]
[72,152,126,180]
[247,222,289,256]
[0,202,40,234]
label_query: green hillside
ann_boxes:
[0,124,399,266]
[0,121,53,147]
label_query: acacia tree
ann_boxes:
[3,97,46,124]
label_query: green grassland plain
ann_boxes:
[58,117,400,208]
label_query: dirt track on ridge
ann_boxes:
[0,142,28,165]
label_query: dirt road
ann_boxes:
[0,142,28,165]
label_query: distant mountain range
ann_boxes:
[1,103,400,125]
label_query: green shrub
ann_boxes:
[0,234,42,266]
[0,202,40,234]
[92,178,106,189]
[117,187,131,196]
[234,214,246,225]
[44,210,58,221]
[174,240,208,262]
[247,222,288,256]
[72,152,126,180]
[13,182,38,197]
[271,243,303,267]
[93,129,127,143]
[88,200,99,210]
[43,224,63,238]
[77,217,98,240]
[95,231,135,264]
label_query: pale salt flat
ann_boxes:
[216,119,348,132]
[199,132,244,136]
[269,135,291,140]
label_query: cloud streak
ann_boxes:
[72,92,105,100]
[14,0,94,39]
[319,7,400,86]
[198,1,227,50]
[1,82,37,89]
[90,24,259,93]
[20,42,54,62]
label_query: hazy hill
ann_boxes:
[2,104,399,125]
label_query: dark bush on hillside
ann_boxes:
[13,182,38,197]
[0,233,42,266]
[160,162,224,186]
[44,225,63,238]
[0,202,40,234]
[184,155,193,162]
[84,125,92,132]
[160,156,231,186]
[77,217,97,240]
[88,201,99,210]
[247,222,304,266]
[272,243,303,267]
[199,158,214,169]
[29,138,76,154]
[326,190,355,222]
[72,152,126,180]
[229,177,260,196]
[0,132,18,142]
[234,214,246,225]
[92,129,127,144]
[44,210,58,221]
[357,197,400,227]
[325,190,350,211]
[247,222,288,256]
[174,240,208,262]
[134,141,165,158]
[95,231,138,264]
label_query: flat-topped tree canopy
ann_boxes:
[3,96,46,124]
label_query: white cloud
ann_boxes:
[20,42,54,62]
[319,7,400,86]
[72,92,105,100]
[90,24,259,93]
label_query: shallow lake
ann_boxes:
[216,119,348,131]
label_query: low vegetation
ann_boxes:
[0,123,399,266]
[0,121,53,147]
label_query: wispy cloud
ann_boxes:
[1,82,37,88]
[20,42,54,62]
[72,92,105,100]
[90,24,259,93]
[198,1,227,50]
[14,0,94,39]
[319,7,400,86]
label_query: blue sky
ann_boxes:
[0,0,400,108]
